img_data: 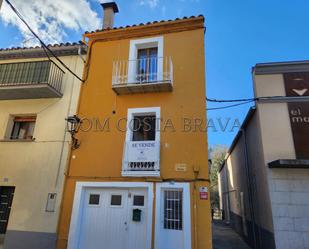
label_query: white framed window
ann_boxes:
[128,37,164,83]
[88,194,100,206]
[125,107,160,142]
[5,115,36,140]
[122,107,161,175]
[110,194,123,207]
[133,195,145,207]
[163,190,183,230]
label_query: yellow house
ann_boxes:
[57,2,211,249]
[0,43,85,249]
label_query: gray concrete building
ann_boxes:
[218,61,309,249]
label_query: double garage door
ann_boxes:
[79,188,148,249]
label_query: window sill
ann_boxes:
[0,138,35,142]
[122,171,160,177]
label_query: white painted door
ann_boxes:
[78,188,147,249]
[158,189,185,249]
[126,188,148,249]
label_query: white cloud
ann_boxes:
[139,0,159,9]
[0,0,101,46]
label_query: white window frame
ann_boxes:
[125,107,161,142]
[68,182,154,249]
[155,182,192,249]
[109,193,124,208]
[87,192,101,207]
[132,195,145,207]
[128,36,164,83]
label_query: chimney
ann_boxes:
[101,2,119,29]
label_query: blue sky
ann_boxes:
[1,0,309,148]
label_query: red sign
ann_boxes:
[199,187,208,200]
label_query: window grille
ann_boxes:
[164,190,183,230]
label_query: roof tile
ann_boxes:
[84,15,204,35]
[0,41,84,52]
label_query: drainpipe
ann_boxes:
[193,183,198,249]
[54,56,79,188]
[78,46,86,64]
[225,163,231,224]
[241,128,258,249]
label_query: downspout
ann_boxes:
[54,54,80,188]
[55,51,83,245]
[241,128,258,249]
[225,162,231,224]
[78,46,86,63]
[192,165,209,249]
[193,183,198,249]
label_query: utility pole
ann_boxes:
[0,0,3,10]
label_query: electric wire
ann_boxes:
[205,95,300,110]
[5,0,303,107]
[206,95,290,103]
[206,97,258,103]
[4,0,84,82]
[206,100,255,111]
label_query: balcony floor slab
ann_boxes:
[112,81,172,95]
[0,84,62,100]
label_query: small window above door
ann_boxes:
[133,195,145,206]
[89,194,100,205]
[111,195,122,206]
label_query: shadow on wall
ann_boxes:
[229,212,276,249]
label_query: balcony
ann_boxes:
[112,56,173,95]
[122,141,160,177]
[0,60,64,100]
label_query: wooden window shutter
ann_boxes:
[14,116,36,122]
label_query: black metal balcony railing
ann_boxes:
[0,60,64,99]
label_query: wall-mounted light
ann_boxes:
[66,115,82,149]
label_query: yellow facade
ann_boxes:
[57,16,211,249]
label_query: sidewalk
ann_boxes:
[212,220,252,249]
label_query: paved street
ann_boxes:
[212,221,252,249]
[0,234,4,249]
